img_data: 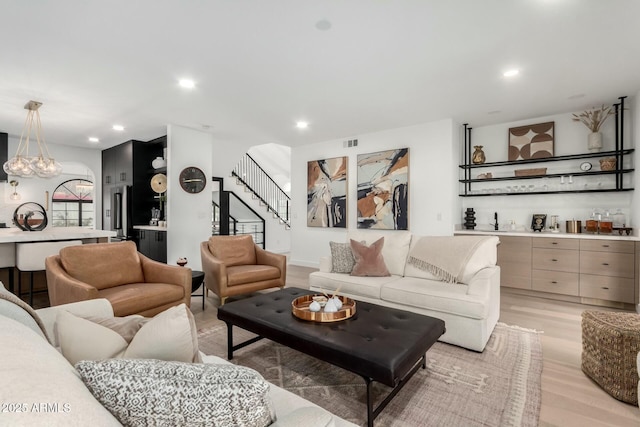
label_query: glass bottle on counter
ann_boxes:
[599,209,613,234]
[585,208,599,233]
[612,209,626,228]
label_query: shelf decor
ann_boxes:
[357,148,409,230]
[572,105,615,153]
[307,156,347,228]
[508,122,554,161]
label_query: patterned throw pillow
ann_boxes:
[329,241,357,273]
[76,359,276,427]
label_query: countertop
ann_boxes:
[454,228,640,241]
[133,225,167,231]
[0,227,117,243]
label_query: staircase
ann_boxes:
[232,153,291,229]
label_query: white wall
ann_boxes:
[290,119,456,267]
[0,137,101,228]
[166,125,214,270]
[631,91,640,230]
[461,102,635,232]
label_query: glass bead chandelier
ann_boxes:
[3,101,63,178]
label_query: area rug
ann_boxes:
[198,323,542,427]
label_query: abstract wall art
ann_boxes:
[357,148,409,230]
[508,122,554,161]
[307,156,348,228]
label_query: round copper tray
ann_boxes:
[291,294,356,322]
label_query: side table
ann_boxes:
[191,270,205,311]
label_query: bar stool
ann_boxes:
[16,240,82,306]
[0,243,16,292]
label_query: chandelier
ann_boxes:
[3,101,63,178]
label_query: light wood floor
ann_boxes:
[190,265,640,427]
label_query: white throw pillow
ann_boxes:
[76,359,275,427]
[56,303,201,366]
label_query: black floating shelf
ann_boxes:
[459,188,634,197]
[458,149,634,169]
[459,169,634,183]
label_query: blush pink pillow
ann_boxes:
[350,238,391,277]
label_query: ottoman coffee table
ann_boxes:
[217,287,446,426]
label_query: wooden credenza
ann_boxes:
[494,234,638,309]
[457,231,639,309]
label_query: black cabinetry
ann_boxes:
[0,132,7,182]
[102,139,164,238]
[137,229,167,263]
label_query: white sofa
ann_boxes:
[309,231,500,352]
[0,288,355,427]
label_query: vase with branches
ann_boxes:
[572,105,615,153]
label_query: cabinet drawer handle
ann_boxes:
[551,259,558,262]
[602,244,610,248]
[602,263,609,266]
[551,242,558,245]
[551,281,558,284]
[601,287,609,290]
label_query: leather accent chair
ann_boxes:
[45,241,191,316]
[200,235,286,305]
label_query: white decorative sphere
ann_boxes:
[309,301,321,312]
[331,297,343,309]
[323,299,338,312]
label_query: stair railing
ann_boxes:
[231,153,291,227]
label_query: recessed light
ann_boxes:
[296,121,309,129]
[315,19,332,31]
[112,124,125,131]
[503,69,519,77]
[179,79,195,89]
[88,137,99,143]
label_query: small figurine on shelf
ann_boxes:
[472,145,486,164]
[177,257,188,267]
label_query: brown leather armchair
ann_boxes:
[200,235,286,305]
[45,241,191,317]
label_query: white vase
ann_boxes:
[152,157,166,169]
[587,132,602,153]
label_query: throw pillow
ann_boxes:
[350,237,391,277]
[56,303,201,366]
[329,241,356,273]
[76,359,275,427]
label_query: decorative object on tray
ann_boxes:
[572,105,615,153]
[357,148,409,230]
[472,145,486,164]
[463,208,476,230]
[531,214,547,232]
[177,257,188,267]
[599,157,617,171]
[291,294,356,322]
[514,167,547,177]
[508,122,554,161]
[307,156,347,228]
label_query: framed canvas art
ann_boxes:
[508,122,554,161]
[307,156,348,228]
[356,148,409,230]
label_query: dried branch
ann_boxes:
[572,105,616,132]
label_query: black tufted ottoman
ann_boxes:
[217,287,445,427]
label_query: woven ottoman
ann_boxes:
[581,310,640,405]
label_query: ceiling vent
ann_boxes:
[343,139,358,148]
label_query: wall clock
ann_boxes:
[179,167,206,193]
[580,161,592,171]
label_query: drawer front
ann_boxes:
[579,274,635,303]
[579,251,634,278]
[501,266,531,290]
[532,269,579,295]
[580,239,635,254]
[533,248,579,273]
[533,238,579,250]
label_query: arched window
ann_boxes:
[51,179,94,227]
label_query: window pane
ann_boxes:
[51,179,94,228]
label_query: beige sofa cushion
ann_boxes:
[404,235,498,284]
[347,230,412,276]
[309,271,402,299]
[0,315,121,426]
[60,241,145,290]
[56,303,200,366]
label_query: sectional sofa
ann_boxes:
[309,231,500,352]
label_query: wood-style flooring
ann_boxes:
[190,264,640,427]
